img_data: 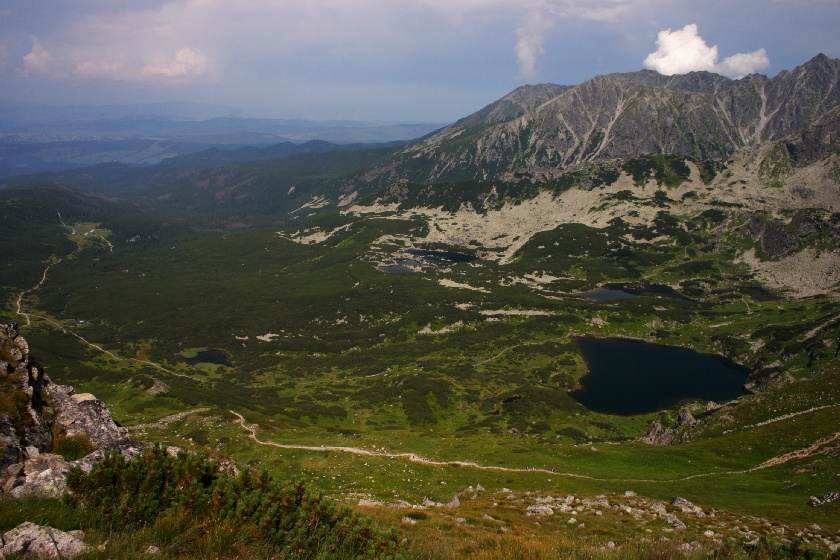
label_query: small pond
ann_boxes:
[376,258,422,274]
[180,349,232,367]
[569,337,748,415]
[405,249,478,264]
[577,286,639,301]
[378,249,478,274]
[576,282,692,302]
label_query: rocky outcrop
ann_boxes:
[808,491,839,507]
[0,522,90,559]
[0,323,144,498]
[43,384,130,450]
[641,409,700,445]
[0,324,53,471]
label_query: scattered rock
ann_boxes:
[671,497,705,517]
[650,502,667,517]
[145,545,161,555]
[526,505,554,516]
[808,492,839,506]
[401,517,417,525]
[1,522,90,558]
[456,485,483,501]
[665,514,686,530]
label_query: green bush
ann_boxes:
[66,445,409,559]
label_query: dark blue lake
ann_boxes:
[181,349,232,367]
[405,249,478,264]
[570,337,749,415]
[576,282,691,301]
[577,286,639,301]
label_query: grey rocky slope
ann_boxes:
[352,54,840,186]
[0,323,143,498]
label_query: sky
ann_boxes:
[0,0,838,123]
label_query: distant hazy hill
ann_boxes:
[0,102,445,177]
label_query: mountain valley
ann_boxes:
[1,55,839,558]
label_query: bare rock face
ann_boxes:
[641,420,675,445]
[0,323,145,498]
[640,409,700,445]
[0,522,90,559]
[360,54,840,186]
[0,324,53,470]
[43,384,130,450]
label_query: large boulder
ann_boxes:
[43,384,130,449]
[0,522,90,558]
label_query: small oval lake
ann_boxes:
[576,282,691,302]
[180,349,232,367]
[570,337,748,415]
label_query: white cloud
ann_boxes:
[516,5,556,79]
[513,0,639,80]
[23,37,52,75]
[717,48,770,78]
[142,48,207,81]
[73,48,207,83]
[643,24,770,78]
[8,0,642,88]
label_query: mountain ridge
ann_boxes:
[351,54,840,187]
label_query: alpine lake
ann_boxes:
[570,336,750,415]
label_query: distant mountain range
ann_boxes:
[0,102,446,177]
[3,54,839,234]
[352,53,840,185]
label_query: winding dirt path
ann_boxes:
[230,411,840,484]
[748,431,840,472]
[229,411,594,478]
[723,404,840,434]
[130,408,211,431]
[14,253,193,381]
[15,260,60,327]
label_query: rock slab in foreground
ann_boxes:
[0,522,90,559]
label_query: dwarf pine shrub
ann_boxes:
[66,444,408,559]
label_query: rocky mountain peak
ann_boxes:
[455,83,572,127]
[359,54,840,186]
